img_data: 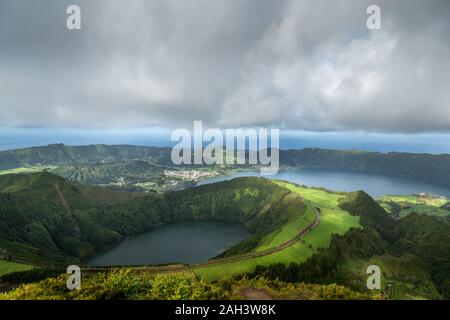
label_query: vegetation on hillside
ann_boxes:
[0,144,172,170]
[247,191,450,300]
[0,260,33,277]
[193,183,360,281]
[0,167,448,300]
[0,173,305,267]
[0,269,379,300]
[378,194,450,219]
[51,161,222,192]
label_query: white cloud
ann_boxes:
[0,0,449,132]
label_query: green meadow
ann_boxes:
[0,166,55,176]
[194,241,314,281]
[379,194,450,218]
[0,259,34,277]
[276,182,361,249]
[194,182,361,281]
[255,205,315,252]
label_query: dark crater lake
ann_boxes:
[87,220,250,266]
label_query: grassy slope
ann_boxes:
[0,260,33,277]
[378,195,450,218]
[194,182,361,281]
[255,206,315,252]
[279,183,361,249]
[0,166,54,175]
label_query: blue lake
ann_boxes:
[197,169,450,198]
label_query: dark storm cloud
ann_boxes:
[0,0,449,132]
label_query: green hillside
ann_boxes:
[51,160,167,185]
[0,171,449,300]
[0,144,172,170]
[378,194,450,218]
[0,173,307,267]
[0,260,33,277]
[51,162,224,192]
[0,172,143,265]
[250,190,450,299]
[193,183,360,281]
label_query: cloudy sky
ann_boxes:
[0,0,449,144]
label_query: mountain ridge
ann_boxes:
[2,143,450,188]
[0,173,306,266]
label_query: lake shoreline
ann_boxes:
[86,220,251,267]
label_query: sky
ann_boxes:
[0,0,449,152]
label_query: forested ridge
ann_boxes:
[2,144,450,189]
[0,144,171,169]
[0,173,304,265]
[249,191,450,299]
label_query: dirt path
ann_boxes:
[241,287,274,300]
[192,197,320,269]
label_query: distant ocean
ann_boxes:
[1,127,450,154]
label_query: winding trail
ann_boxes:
[192,197,320,269]
[83,196,321,274]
